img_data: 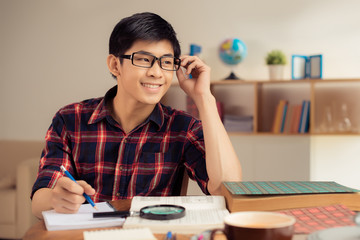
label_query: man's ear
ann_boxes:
[106,54,121,77]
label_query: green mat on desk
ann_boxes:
[223,181,360,195]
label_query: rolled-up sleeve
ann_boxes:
[31,111,73,198]
[183,119,210,195]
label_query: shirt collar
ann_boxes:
[88,86,116,125]
[88,85,164,130]
[147,103,164,130]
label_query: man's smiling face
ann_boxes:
[115,39,175,106]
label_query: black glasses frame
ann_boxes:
[119,52,181,71]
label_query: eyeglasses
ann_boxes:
[119,52,181,71]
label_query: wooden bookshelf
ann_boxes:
[162,78,360,135]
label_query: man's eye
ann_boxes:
[135,57,151,62]
[162,59,174,65]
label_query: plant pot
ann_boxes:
[268,65,284,80]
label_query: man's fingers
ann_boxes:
[78,180,96,195]
[51,176,92,214]
[52,199,83,214]
[180,57,197,75]
[179,55,208,77]
[176,67,188,83]
[57,177,84,195]
[52,185,85,204]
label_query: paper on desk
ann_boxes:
[83,227,156,240]
[123,195,229,234]
[129,195,227,211]
[42,202,125,231]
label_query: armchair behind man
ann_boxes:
[0,140,43,239]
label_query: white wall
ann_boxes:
[310,136,360,189]
[1,0,360,140]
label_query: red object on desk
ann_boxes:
[279,204,356,234]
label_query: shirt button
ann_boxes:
[116,193,121,197]
[119,166,123,171]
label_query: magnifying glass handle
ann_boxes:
[93,211,131,218]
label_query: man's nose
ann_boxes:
[147,60,163,77]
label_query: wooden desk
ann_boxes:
[23,199,306,240]
[23,199,211,240]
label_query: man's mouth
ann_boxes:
[141,83,162,89]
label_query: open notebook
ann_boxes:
[42,202,125,231]
[122,195,229,234]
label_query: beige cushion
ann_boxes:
[0,188,16,224]
[0,141,44,239]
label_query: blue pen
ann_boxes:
[60,165,98,210]
[165,231,173,240]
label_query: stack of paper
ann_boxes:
[223,115,253,132]
[42,202,125,231]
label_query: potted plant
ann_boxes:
[265,50,287,80]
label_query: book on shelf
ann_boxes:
[283,104,301,133]
[122,195,229,234]
[282,104,294,133]
[272,100,310,134]
[272,100,288,133]
[298,100,310,133]
[223,114,253,132]
[280,102,288,132]
[290,104,303,133]
[221,181,360,212]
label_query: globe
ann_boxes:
[219,38,247,79]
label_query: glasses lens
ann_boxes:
[132,53,154,68]
[160,57,181,71]
[131,52,180,71]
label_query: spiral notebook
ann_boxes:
[83,227,156,240]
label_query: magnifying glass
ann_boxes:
[93,204,185,220]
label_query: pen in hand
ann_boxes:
[60,165,98,210]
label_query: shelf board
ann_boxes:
[311,132,360,136]
[171,78,360,86]
[211,78,360,85]
[227,132,360,136]
[211,79,255,85]
[227,132,312,136]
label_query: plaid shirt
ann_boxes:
[31,86,209,202]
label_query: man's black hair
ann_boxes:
[109,12,181,61]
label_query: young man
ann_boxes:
[31,12,242,219]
